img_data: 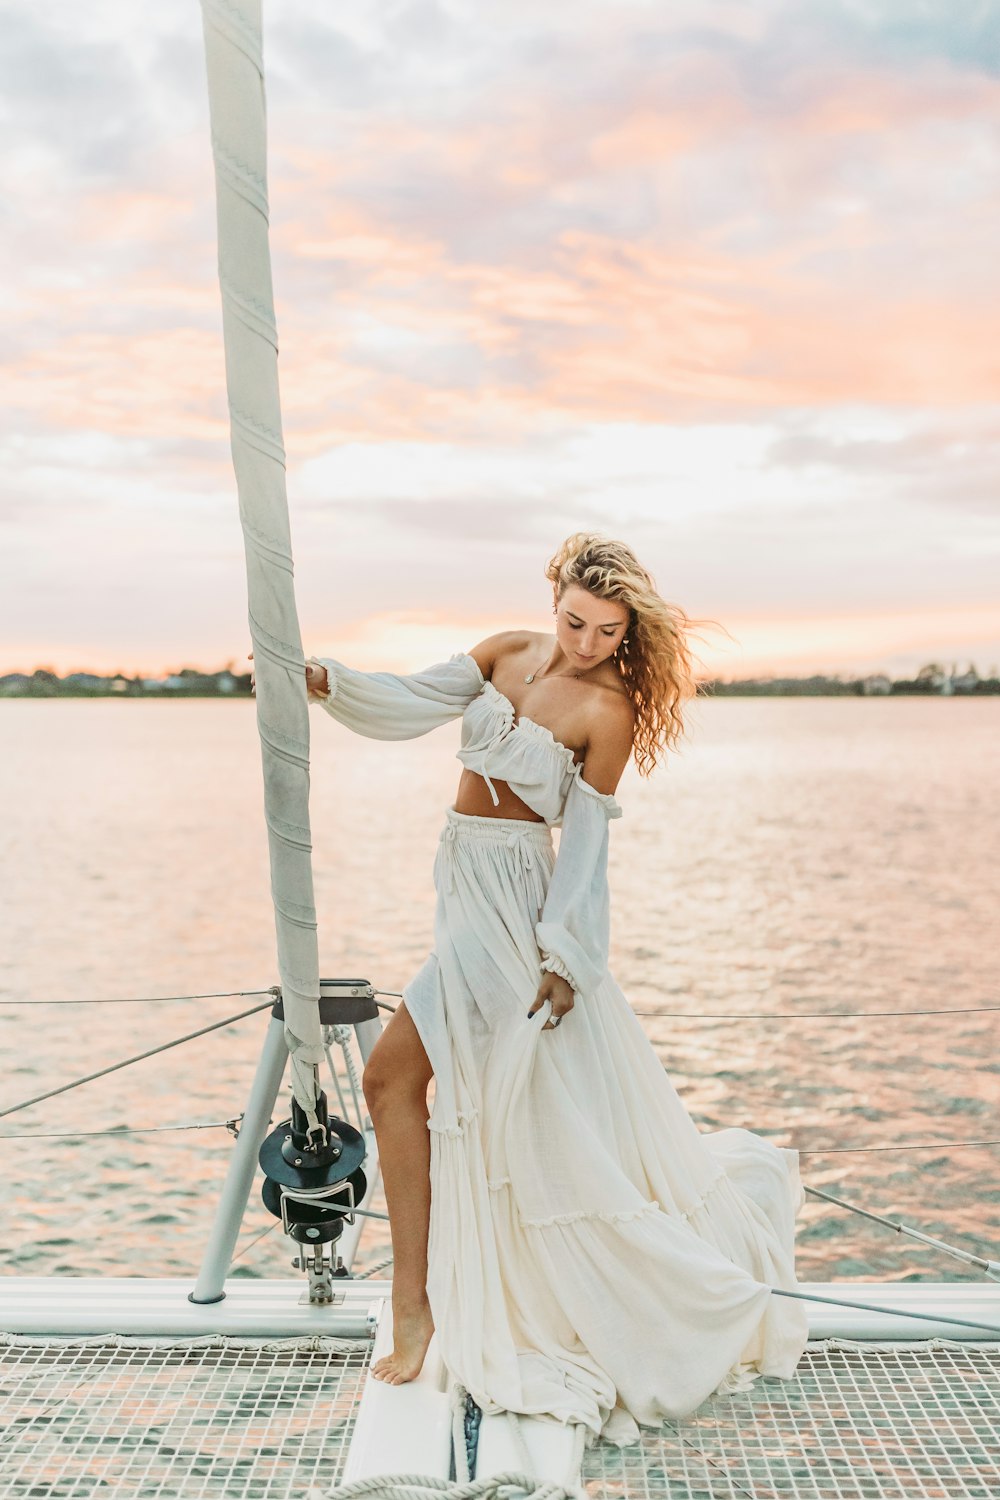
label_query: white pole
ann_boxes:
[190,1014,289,1303]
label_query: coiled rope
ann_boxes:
[309,1477,580,1500]
[308,1384,588,1500]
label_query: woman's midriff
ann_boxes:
[452,767,545,822]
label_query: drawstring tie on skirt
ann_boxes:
[438,816,549,901]
[440,820,459,893]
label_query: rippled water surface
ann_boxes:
[1,697,997,1285]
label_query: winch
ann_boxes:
[259,1089,367,1304]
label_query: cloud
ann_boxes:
[764,418,1000,514]
[3,0,999,674]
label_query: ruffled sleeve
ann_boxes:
[534,768,623,1000]
[306,652,485,740]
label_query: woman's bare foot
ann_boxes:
[371,1298,435,1384]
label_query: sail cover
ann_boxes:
[200,0,324,1125]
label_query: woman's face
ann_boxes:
[555,584,630,668]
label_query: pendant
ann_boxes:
[524,672,535,684]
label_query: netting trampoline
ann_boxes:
[0,1335,371,1499]
[582,1338,1000,1500]
[3,1335,998,1498]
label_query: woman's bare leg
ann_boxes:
[363,999,436,1384]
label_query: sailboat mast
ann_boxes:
[200,0,324,1126]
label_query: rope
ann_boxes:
[451,1384,472,1484]
[0,1000,273,1121]
[504,1411,534,1474]
[463,1392,484,1479]
[310,1475,579,1500]
[0,987,277,1006]
[356,1255,395,1279]
[328,1024,365,1125]
[306,1381,584,1500]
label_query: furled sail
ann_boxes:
[200,0,324,1126]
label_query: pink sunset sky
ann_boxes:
[2,1,998,681]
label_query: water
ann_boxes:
[1,697,997,1285]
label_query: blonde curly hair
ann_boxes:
[545,532,719,776]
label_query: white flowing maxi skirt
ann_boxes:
[402,807,810,1445]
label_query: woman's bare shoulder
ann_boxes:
[590,677,635,729]
[467,629,538,681]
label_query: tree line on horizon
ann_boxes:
[2,661,998,698]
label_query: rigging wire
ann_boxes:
[804,1184,1000,1279]
[0,1000,273,1121]
[0,1125,996,1152]
[230,1220,280,1265]
[770,1286,1000,1337]
[0,1118,243,1140]
[634,1003,1000,1019]
[0,985,398,1007]
[0,988,277,1006]
[1,989,996,1020]
[798,1138,1000,1154]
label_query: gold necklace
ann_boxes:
[525,658,583,684]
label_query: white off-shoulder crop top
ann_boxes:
[306,651,622,1002]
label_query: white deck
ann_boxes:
[0,1276,381,1339]
[1,1276,998,1340]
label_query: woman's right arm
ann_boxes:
[304,652,485,740]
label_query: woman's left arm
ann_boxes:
[529,697,633,1023]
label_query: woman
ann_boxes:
[264,532,808,1444]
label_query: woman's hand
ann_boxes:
[528,970,575,1030]
[246,651,329,697]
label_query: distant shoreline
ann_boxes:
[3,667,998,700]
